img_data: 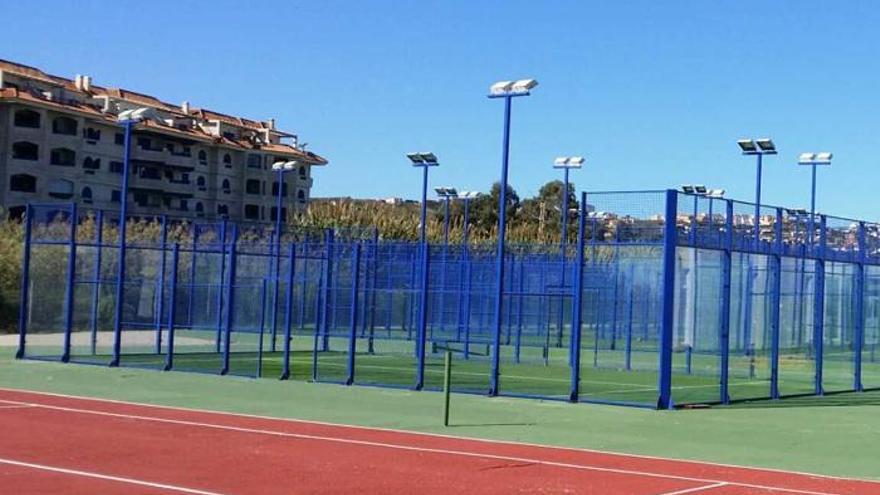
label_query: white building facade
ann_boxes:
[0,59,327,223]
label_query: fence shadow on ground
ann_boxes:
[713,390,880,409]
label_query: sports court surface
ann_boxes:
[1,388,878,495]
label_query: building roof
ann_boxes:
[0,58,327,165]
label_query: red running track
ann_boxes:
[0,388,877,495]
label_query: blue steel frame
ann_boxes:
[17,182,880,410]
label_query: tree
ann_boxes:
[469,182,520,231]
[519,180,579,242]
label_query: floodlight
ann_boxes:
[117,107,154,123]
[460,191,481,199]
[568,156,585,166]
[755,138,776,153]
[406,152,424,164]
[446,187,458,197]
[554,157,569,167]
[815,152,833,163]
[434,187,448,196]
[680,184,695,194]
[418,152,438,165]
[694,185,708,195]
[489,81,515,94]
[707,189,725,198]
[798,152,817,163]
[272,162,285,171]
[283,160,298,171]
[795,208,807,215]
[738,139,758,153]
[511,79,538,92]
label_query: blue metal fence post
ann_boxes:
[298,242,309,331]
[61,203,78,363]
[154,215,168,354]
[658,189,679,409]
[257,278,268,379]
[187,225,199,327]
[625,264,634,371]
[322,229,335,352]
[281,243,296,380]
[346,243,362,385]
[220,225,238,375]
[569,192,587,402]
[16,204,34,359]
[854,222,866,391]
[270,230,281,353]
[164,243,180,371]
[813,215,827,395]
[769,207,783,399]
[89,209,104,355]
[415,242,430,390]
[719,199,734,403]
[214,219,228,353]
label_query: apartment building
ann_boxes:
[0,59,327,223]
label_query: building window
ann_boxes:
[81,187,93,204]
[83,127,101,141]
[297,190,306,203]
[195,202,204,217]
[83,157,101,170]
[299,166,307,179]
[47,179,75,199]
[271,182,288,197]
[12,141,38,161]
[246,154,262,169]
[110,161,123,174]
[180,199,188,211]
[244,204,260,220]
[111,190,121,203]
[9,174,37,193]
[115,133,124,145]
[245,179,261,195]
[52,116,78,136]
[50,147,76,167]
[197,176,206,191]
[198,150,207,165]
[13,109,40,129]
[223,153,232,168]
[270,206,287,223]
[217,204,228,216]
[8,206,26,221]
[222,179,231,193]
[222,131,236,141]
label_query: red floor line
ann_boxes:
[0,388,877,495]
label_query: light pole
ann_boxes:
[434,187,457,332]
[553,156,584,248]
[111,107,153,366]
[487,78,538,396]
[457,191,481,244]
[553,156,584,349]
[737,138,777,249]
[797,152,833,245]
[269,160,299,352]
[406,152,439,244]
[434,187,458,245]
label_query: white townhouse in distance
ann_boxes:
[0,59,327,223]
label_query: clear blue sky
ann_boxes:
[4,1,880,219]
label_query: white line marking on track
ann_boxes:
[0,458,228,495]
[0,404,34,410]
[0,398,851,495]
[656,482,728,495]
